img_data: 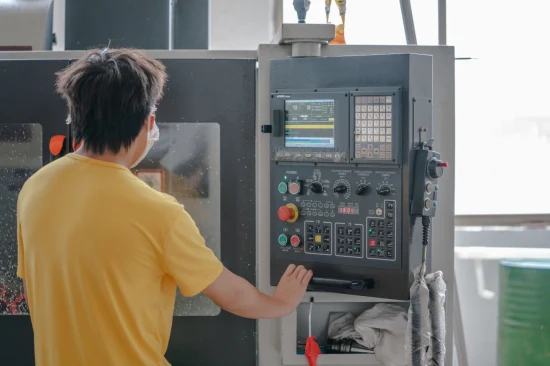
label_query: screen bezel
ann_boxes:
[270,91,350,163]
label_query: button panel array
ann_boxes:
[366,200,396,260]
[354,96,394,160]
[334,223,364,258]
[304,221,332,255]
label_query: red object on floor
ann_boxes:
[305,336,321,366]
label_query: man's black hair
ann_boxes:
[56,48,167,154]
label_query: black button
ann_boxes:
[346,228,353,236]
[369,230,377,237]
[386,202,395,210]
[378,221,385,228]
[346,238,353,245]
[353,247,361,255]
[315,226,322,233]
[386,221,394,229]
[387,231,394,239]
[338,246,345,254]
[323,245,331,252]
[323,235,330,243]
[307,225,314,232]
[307,234,314,242]
[378,249,385,257]
[337,237,345,244]
[338,227,345,235]
[323,226,331,234]
[308,244,314,251]
[378,231,385,237]
[387,241,394,248]
[378,240,385,247]
[368,248,377,256]
[387,250,394,257]
[346,247,353,254]
[369,220,376,228]
[354,228,362,236]
[315,244,322,252]
[354,238,362,245]
[386,212,394,219]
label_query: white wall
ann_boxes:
[209,0,282,49]
[0,0,51,50]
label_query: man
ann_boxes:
[16,48,313,365]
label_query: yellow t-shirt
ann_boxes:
[16,154,223,366]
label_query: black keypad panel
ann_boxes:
[305,221,332,255]
[367,200,396,260]
[335,223,363,258]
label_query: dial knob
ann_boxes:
[333,183,348,194]
[290,235,301,247]
[377,185,391,196]
[427,158,448,179]
[355,184,370,196]
[309,182,323,194]
[277,206,294,222]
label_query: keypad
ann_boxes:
[354,96,394,160]
[367,200,396,260]
[335,223,363,258]
[305,222,332,255]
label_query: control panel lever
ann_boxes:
[308,277,374,291]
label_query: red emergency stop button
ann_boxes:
[278,206,293,221]
[290,235,301,247]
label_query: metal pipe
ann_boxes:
[438,0,447,45]
[399,0,417,45]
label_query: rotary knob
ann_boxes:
[309,182,323,194]
[427,158,448,179]
[333,183,348,194]
[355,184,370,196]
[377,185,391,196]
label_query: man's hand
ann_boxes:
[203,264,313,319]
[272,264,313,315]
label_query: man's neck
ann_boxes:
[74,148,133,169]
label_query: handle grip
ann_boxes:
[308,277,374,291]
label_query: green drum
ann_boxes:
[498,260,550,366]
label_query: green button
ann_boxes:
[278,234,288,246]
[278,182,288,194]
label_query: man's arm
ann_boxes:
[203,264,312,319]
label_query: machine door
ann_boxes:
[0,55,256,366]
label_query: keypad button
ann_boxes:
[346,238,353,245]
[369,220,376,228]
[315,244,322,252]
[368,239,377,247]
[378,231,385,237]
[387,241,394,248]
[378,240,385,247]
[323,235,330,243]
[354,228,362,236]
[315,234,322,243]
[338,246,345,254]
[387,250,394,258]
[387,221,394,229]
[353,247,361,255]
[368,248,377,256]
[386,202,395,210]
[387,231,394,239]
[323,226,331,234]
[307,234,314,242]
[337,237,345,245]
[386,212,394,219]
[338,227,345,235]
[346,228,353,236]
[307,225,314,232]
[308,244,314,251]
[346,247,353,254]
[378,249,385,257]
[378,221,385,228]
[315,226,322,233]
[323,245,331,253]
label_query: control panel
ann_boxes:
[267,50,443,300]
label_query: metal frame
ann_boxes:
[455,214,550,227]
[399,0,417,45]
[257,44,455,366]
[0,50,257,60]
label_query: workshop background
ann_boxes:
[1,1,549,366]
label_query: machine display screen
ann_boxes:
[284,99,335,148]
